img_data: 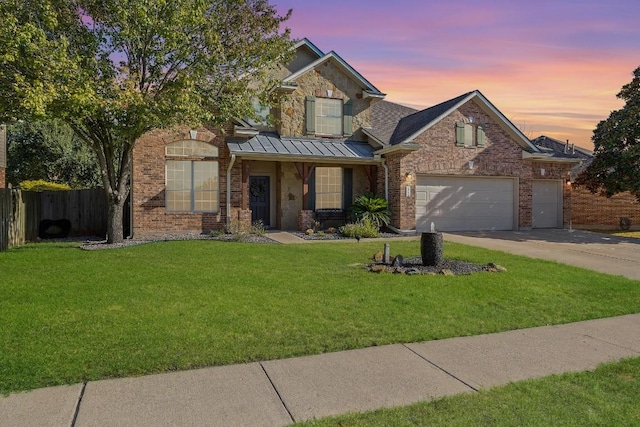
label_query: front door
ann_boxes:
[249,176,270,226]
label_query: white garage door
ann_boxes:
[416,176,515,232]
[532,180,561,228]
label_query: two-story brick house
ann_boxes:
[132,39,578,236]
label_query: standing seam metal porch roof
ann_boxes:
[227,133,378,162]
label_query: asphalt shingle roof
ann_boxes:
[368,100,418,145]
[531,135,593,179]
[389,92,474,145]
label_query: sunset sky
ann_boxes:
[275,0,640,149]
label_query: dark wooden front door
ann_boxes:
[249,176,270,226]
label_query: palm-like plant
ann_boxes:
[350,193,390,229]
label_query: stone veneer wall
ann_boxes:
[385,100,572,231]
[278,60,372,139]
[132,124,241,237]
[0,167,5,188]
[571,186,640,229]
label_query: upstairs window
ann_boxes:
[455,122,485,147]
[165,141,219,212]
[316,98,342,136]
[305,96,353,137]
[246,98,271,128]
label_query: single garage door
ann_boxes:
[532,180,562,228]
[416,176,515,232]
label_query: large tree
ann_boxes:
[7,119,101,188]
[577,66,640,200]
[0,0,293,242]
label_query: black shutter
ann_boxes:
[342,168,353,210]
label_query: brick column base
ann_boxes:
[298,210,314,231]
[237,209,252,231]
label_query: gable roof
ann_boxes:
[388,90,540,152]
[531,135,592,159]
[389,92,473,145]
[293,38,324,58]
[365,100,418,145]
[283,50,385,97]
[531,135,593,179]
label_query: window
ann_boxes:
[246,98,270,127]
[165,141,219,212]
[455,122,485,147]
[316,98,343,136]
[305,96,353,137]
[315,167,342,209]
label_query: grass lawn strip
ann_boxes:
[296,357,640,426]
[1,240,639,394]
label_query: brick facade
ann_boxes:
[132,124,240,237]
[385,100,572,231]
[0,167,5,188]
[571,186,640,229]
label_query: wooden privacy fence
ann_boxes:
[0,188,107,251]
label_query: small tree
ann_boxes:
[576,66,640,200]
[0,0,293,242]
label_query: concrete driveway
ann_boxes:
[443,229,640,281]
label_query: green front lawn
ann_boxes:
[297,357,640,426]
[1,240,639,394]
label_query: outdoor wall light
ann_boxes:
[540,168,546,176]
[189,130,198,140]
[468,161,474,170]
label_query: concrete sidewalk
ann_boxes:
[2,314,639,427]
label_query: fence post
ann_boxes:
[0,189,8,251]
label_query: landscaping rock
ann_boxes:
[370,264,387,273]
[373,251,383,262]
[326,227,337,234]
[365,257,500,276]
[392,255,404,267]
[488,263,507,272]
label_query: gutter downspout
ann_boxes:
[226,154,236,226]
[381,157,389,201]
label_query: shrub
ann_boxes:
[350,193,390,229]
[19,180,72,192]
[339,219,380,238]
[250,220,266,236]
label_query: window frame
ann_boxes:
[314,166,343,210]
[315,98,343,137]
[165,141,219,213]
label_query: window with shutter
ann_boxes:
[455,122,465,146]
[343,100,353,137]
[305,96,316,134]
[477,124,486,147]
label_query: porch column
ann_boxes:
[241,161,250,210]
[294,162,315,209]
[365,165,378,194]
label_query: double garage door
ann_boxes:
[416,176,562,232]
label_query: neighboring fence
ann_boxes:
[571,185,640,230]
[0,188,107,251]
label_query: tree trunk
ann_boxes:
[421,232,443,266]
[106,193,126,243]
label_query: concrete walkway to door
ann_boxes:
[444,229,640,281]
